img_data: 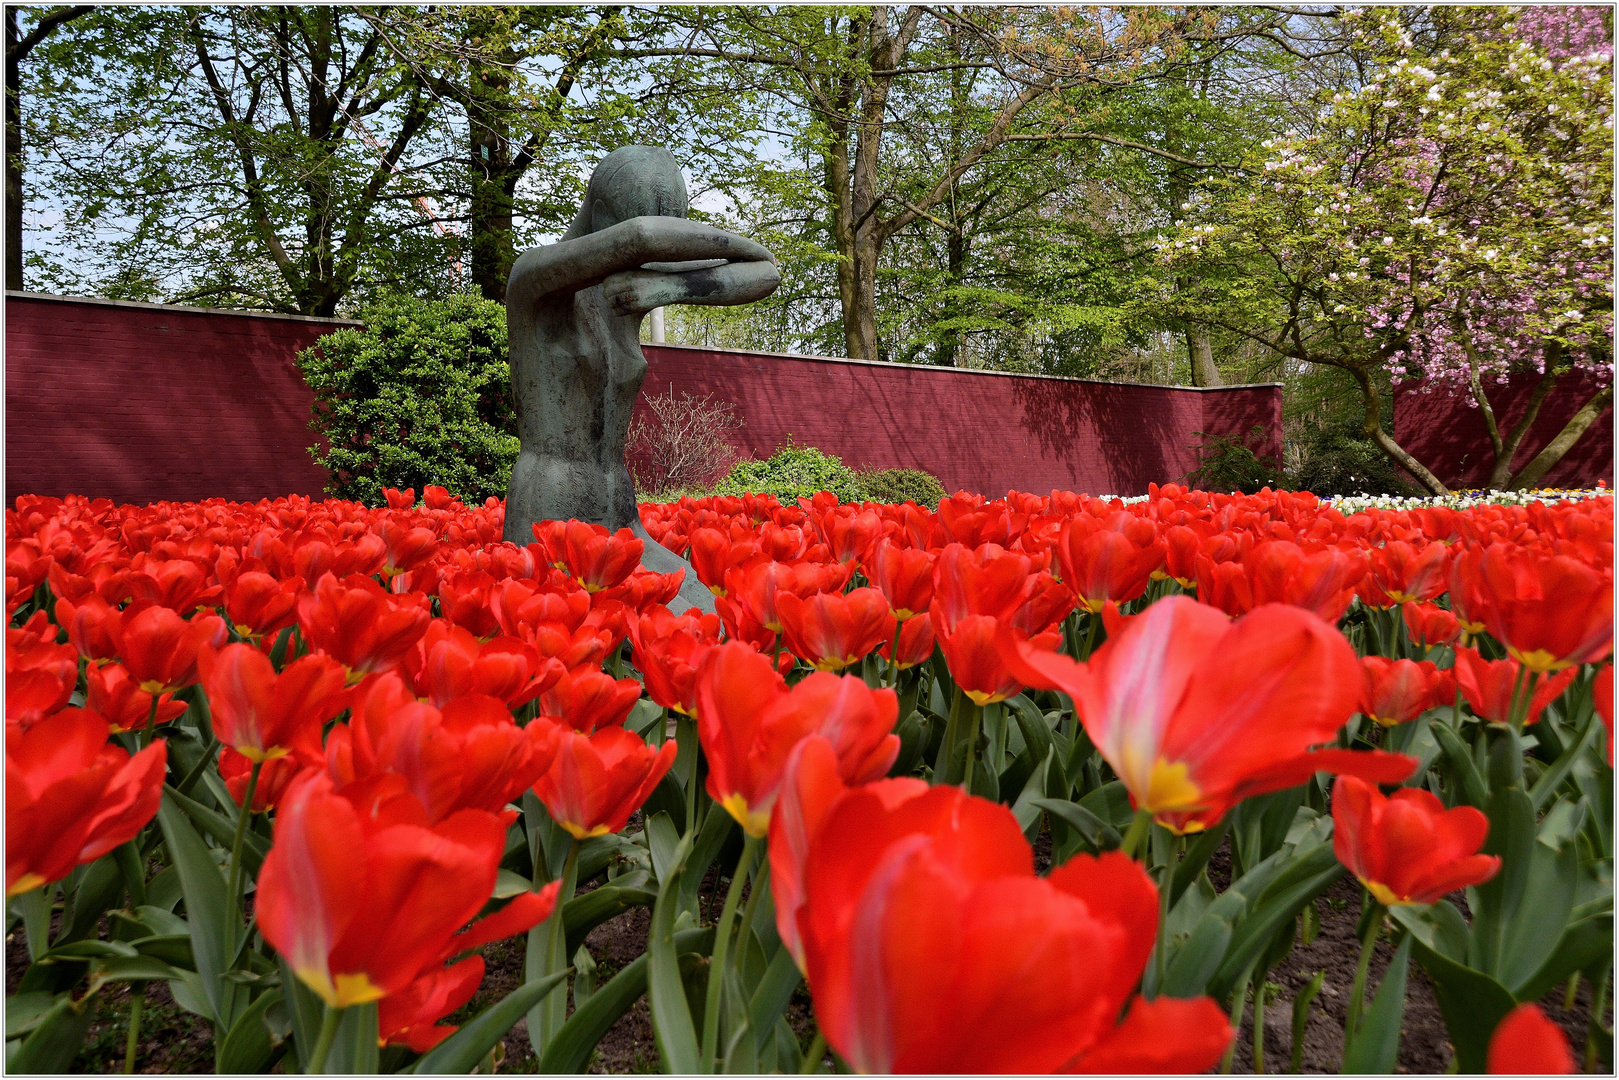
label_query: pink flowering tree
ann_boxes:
[1158,7,1612,494]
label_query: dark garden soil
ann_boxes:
[7,830,1609,1074]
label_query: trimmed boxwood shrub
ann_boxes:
[853,467,947,508]
[297,294,517,506]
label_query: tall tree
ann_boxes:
[1162,7,1613,492]
[635,6,1230,362]
[22,6,460,314]
[5,4,90,289]
[366,7,630,302]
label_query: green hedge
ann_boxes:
[297,294,518,506]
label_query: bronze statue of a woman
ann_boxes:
[502,146,778,610]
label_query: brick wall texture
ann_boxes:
[638,343,1283,498]
[7,292,1286,504]
[6,293,345,505]
[1393,372,1613,490]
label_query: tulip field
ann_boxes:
[5,483,1613,1074]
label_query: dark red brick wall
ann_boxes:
[639,344,1283,498]
[5,294,1284,505]
[1394,373,1613,490]
[6,293,350,505]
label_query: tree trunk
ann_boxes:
[1351,364,1449,495]
[1186,329,1222,387]
[1484,350,1560,490]
[469,31,516,302]
[1510,383,1613,491]
[3,7,90,289]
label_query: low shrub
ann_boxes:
[297,293,517,506]
[627,388,744,498]
[709,440,866,503]
[1289,422,1420,497]
[853,467,947,508]
[1186,424,1287,494]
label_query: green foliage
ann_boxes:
[852,468,947,509]
[1290,423,1419,498]
[1187,426,1286,495]
[709,442,864,504]
[297,294,517,506]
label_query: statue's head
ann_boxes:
[573,146,688,236]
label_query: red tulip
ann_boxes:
[1245,540,1367,623]
[1331,776,1500,906]
[537,521,643,593]
[531,725,677,839]
[200,644,347,761]
[377,958,483,1052]
[998,597,1416,833]
[862,539,935,620]
[694,643,899,837]
[796,781,1232,1073]
[1487,1003,1575,1074]
[377,516,439,580]
[125,553,223,615]
[1471,545,1612,673]
[1194,552,1253,618]
[328,674,563,824]
[86,662,189,734]
[819,508,883,564]
[6,708,166,895]
[1452,647,1578,726]
[6,612,80,728]
[1358,657,1452,727]
[106,603,226,694]
[55,593,123,663]
[1402,601,1461,650]
[878,614,936,671]
[402,621,561,709]
[537,667,643,734]
[935,613,1061,706]
[256,772,556,1009]
[1362,541,1450,608]
[626,604,721,716]
[688,528,761,597]
[1163,525,1202,587]
[220,570,300,642]
[437,570,503,640]
[1056,513,1165,613]
[776,587,896,672]
[220,747,311,812]
[768,736,926,969]
[297,572,431,684]
[595,567,687,611]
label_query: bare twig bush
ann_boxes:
[627,388,745,496]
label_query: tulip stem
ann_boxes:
[224,760,263,951]
[702,835,759,1072]
[534,838,581,1053]
[139,693,160,749]
[1121,809,1153,860]
[1221,960,1257,1074]
[122,983,144,1073]
[886,621,902,690]
[308,1003,343,1074]
[1345,899,1384,1050]
[799,1028,828,1073]
[1080,613,1101,661]
[1154,829,1178,996]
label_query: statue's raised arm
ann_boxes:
[501,145,780,613]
